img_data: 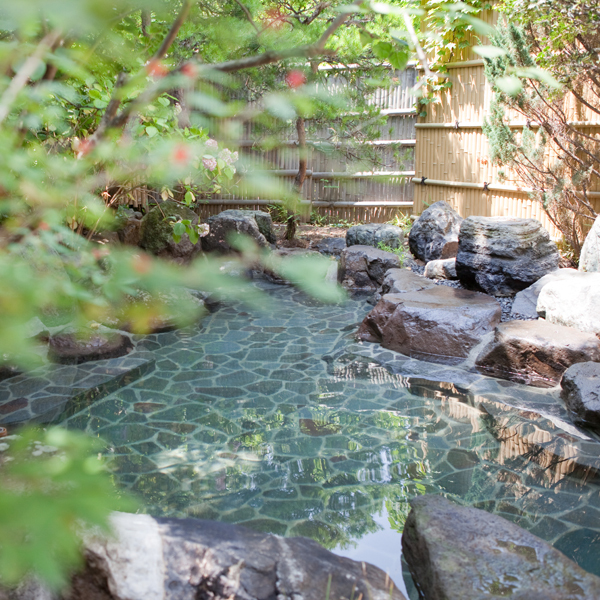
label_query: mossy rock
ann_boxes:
[139,201,202,263]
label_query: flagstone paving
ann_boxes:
[2,280,600,592]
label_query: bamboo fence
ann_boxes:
[412,6,600,238]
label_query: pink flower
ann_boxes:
[203,157,217,171]
[206,139,218,149]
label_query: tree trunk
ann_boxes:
[285,116,307,240]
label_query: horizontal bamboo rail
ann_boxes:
[237,139,416,147]
[197,198,413,208]
[411,177,600,197]
[259,170,415,178]
[415,121,600,129]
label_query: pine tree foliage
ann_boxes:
[483,5,600,254]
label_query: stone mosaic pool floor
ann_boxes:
[2,281,600,595]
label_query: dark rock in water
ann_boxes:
[202,210,275,254]
[537,271,600,335]
[48,330,133,364]
[561,362,600,431]
[408,201,463,262]
[424,258,457,280]
[402,495,600,600]
[456,216,559,296]
[475,320,600,388]
[358,286,501,365]
[580,215,600,273]
[338,245,401,291]
[510,268,576,319]
[140,201,202,263]
[346,223,404,250]
[59,512,407,600]
[312,237,346,257]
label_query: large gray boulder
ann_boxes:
[537,271,600,335]
[61,512,407,600]
[140,201,202,263]
[475,320,600,388]
[456,216,559,296]
[402,495,600,600]
[580,215,600,272]
[408,201,463,262]
[510,268,576,319]
[357,287,501,365]
[202,210,275,254]
[561,361,600,431]
[338,245,401,291]
[346,223,404,250]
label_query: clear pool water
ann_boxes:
[57,282,600,594]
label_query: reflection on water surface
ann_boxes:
[57,284,600,591]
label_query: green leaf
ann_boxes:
[472,45,508,59]
[372,41,393,60]
[145,125,158,137]
[184,191,195,205]
[495,76,523,96]
[388,50,409,71]
[359,31,372,47]
[516,67,561,89]
[264,93,297,121]
[158,96,170,107]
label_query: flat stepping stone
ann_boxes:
[48,331,133,365]
[358,286,501,365]
[475,320,600,388]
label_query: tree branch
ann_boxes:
[0,31,62,125]
[153,0,192,61]
[233,0,260,34]
[314,0,362,51]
